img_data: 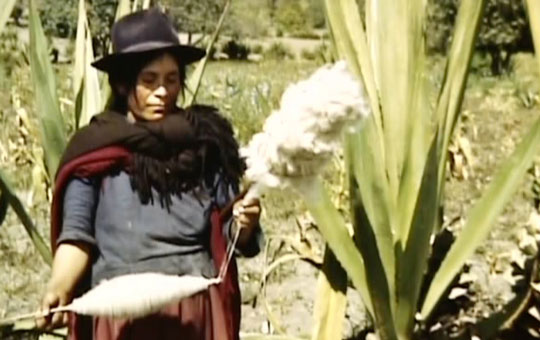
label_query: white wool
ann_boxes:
[66,273,221,319]
[242,61,370,193]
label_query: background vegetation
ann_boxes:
[1,0,540,339]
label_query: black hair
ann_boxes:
[106,50,187,113]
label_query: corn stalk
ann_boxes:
[318,0,540,340]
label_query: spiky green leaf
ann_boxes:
[0,0,16,34]
[311,248,347,340]
[422,117,540,319]
[435,0,486,196]
[0,169,52,265]
[184,0,231,106]
[74,0,101,128]
[526,0,540,76]
[298,177,374,322]
[28,0,67,179]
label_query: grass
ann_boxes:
[0,54,540,337]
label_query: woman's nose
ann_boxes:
[154,85,167,97]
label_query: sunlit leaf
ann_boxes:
[526,0,540,77]
[142,0,152,9]
[115,0,132,21]
[240,335,305,340]
[435,0,486,195]
[299,178,373,318]
[0,0,16,34]
[422,117,540,319]
[74,0,101,128]
[311,248,347,340]
[184,0,231,106]
[28,0,67,179]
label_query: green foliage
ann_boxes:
[263,42,293,60]
[87,0,118,56]
[427,0,532,75]
[40,0,78,38]
[226,0,272,38]
[221,39,250,60]
[158,0,226,38]
[275,1,308,36]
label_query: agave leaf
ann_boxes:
[183,0,231,106]
[0,0,16,34]
[365,0,415,199]
[298,178,373,316]
[132,0,140,12]
[0,169,52,265]
[421,117,540,319]
[311,248,347,340]
[323,0,384,148]
[115,0,131,21]
[347,132,398,340]
[241,335,305,340]
[395,0,432,245]
[395,134,439,338]
[28,0,67,179]
[348,125,396,302]
[435,0,486,196]
[0,191,8,227]
[325,1,396,297]
[74,0,101,128]
[142,0,152,10]
[526,0,540,74]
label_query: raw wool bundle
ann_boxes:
[60,273,221,318]
[242,61,370,198]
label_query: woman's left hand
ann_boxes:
[232,198,261,245]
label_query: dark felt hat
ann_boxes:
[92,8,206,72]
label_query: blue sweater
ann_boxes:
[57,170,262,287]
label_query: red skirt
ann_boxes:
[66,210,240,340]
[68,285,230,340]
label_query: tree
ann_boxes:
[87,0,118,56]
[427,0,532,75]
[157,0,226,44]
[40,0,78,38]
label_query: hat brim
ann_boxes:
[92,44,206,72]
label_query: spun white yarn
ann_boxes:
[241,61,370,197]
[66,273,221,318]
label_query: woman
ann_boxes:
[37,8,262,340]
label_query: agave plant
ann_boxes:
[293,1,540,340]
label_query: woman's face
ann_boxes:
[127,53,182,121]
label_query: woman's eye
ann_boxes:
[166,76,179,85]
[140,75,156,84]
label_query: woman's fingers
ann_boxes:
[36,292,56,329]
[36,291,69,330]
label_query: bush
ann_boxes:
[427,0,532,75]
[221,40,250,60]
[263,42,294,60]
[300,43,334,63]
[250,43,264,54]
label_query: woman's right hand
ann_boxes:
[35,241,92,329]
[36,288,70,330]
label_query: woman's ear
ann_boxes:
[114,83,128,96]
